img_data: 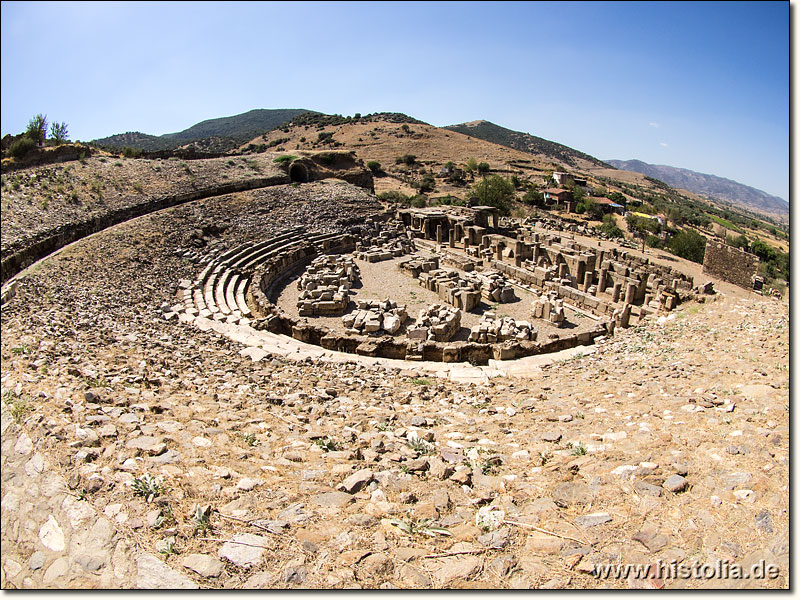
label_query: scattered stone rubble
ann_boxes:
[418,269,482,311]
[397,255,439,279]
[407,304,461,342]
[472,270,516,304]
[353,221,415,263]
[469,312,536,343]
[342,299,408,335]
[297,255,359,316]
[532,291,566,325]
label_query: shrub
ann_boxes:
[597,214,623,238]
[410,194,427,208]
[273,154,298,164]
[395,154,416,166]
[378,190,410,204]
[8,137,36,159]
[415,174,436,193]
[645,234,664,248]
[366,160,382,174]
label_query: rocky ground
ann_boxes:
[0,181,790,589]
[1,153,286,260]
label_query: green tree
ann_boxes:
[571,184,586,205]
[577,197,603,220]
[49,121,69,144]
[366,160,382,174]
[477,161,490,176]
[626,214,660,251]
[522,188,545,207]
[26,113,48,145]
[667,229,706,263]
[464,157,478,174]
[470,175,515,215]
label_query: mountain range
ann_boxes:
[92,108,309,152]
[605,159,788,218]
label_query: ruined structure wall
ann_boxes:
[702,241,759,289]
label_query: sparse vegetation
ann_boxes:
[131,473,165,502]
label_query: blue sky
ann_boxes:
[1,1,789,201]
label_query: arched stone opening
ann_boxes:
[289,162,309,183]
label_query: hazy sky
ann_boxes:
[1,1,790,201]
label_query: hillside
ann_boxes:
[444,120,611,169]
[92,108,309,152]
[605,159,789,219]
[243,116,569,197]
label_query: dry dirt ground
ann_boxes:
[0,182,789,590]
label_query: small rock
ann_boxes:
[136,553,198,589]
[574,512,612,528]
[359,552,393,577]
[541,432,562,442]
[662,474,688,493]
[29,551,46,571]
[633,481,663,497]
[754,510,773,533]
[632,527,669,553]
[312,491,354,508]
[125,436,167,456]
[338,468,374,494]
[39,515,65,552]
[182,553,224,578]
[552,482,594,508]
[237,478,262,491]
[218,534,268,568]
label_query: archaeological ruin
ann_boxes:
[165,202,713,370]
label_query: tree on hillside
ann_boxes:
[477,162,490,176]
[626,214,660,251]
[598,214,624,238]
[576,196,603,220]
[522,187,545,207]
[50,121,69,144]
[470,174,515,215]
[26,113,48,145]
[667,229,706,264]
[464,157,478,174]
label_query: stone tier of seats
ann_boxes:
[173,227,350,327]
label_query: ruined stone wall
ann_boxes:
[702,241,759,289]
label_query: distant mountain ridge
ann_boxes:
[444,120,610,169]
[606,159,788,217]
[92,108,309,152]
